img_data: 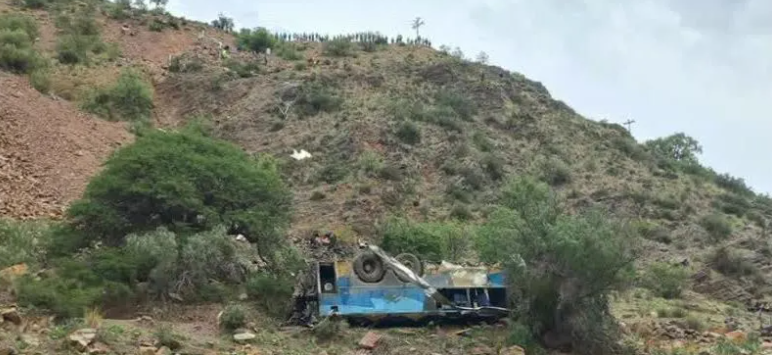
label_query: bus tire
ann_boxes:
[395,253,423,282]
[353,251,386,283]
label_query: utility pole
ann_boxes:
[623,119,636,133]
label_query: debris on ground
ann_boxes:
[357,331,382,350]
[68,328,97,352]
[0,306,21,325]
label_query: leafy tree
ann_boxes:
[236,27,276,53]
[66,128,293,258]
[211,13,234,32]
[475,177,639,354]
[644,133,702,165]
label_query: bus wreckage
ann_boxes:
[288,244,510,325]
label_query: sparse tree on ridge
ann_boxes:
[149,0,167,8]
[411,17,425,38]
[212,13,235,32]
[476,51,489,64]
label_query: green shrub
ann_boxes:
[275,43,302,60]
[640,262,689,299]
[294,81,343,117]
[0,14,43,73]
[540,158,571,186]
[236,27,275,53]
[713,193,751,217]
[54,13,106,65]
[475,176,638,355]
[168,54,203,73]
[224,58,260,78]
[395,121,421,145]
[434,90,476,121]
[317,161,348,183]
[322,38,354,57]
[449,204,473,221]
[472,131,494,152]
[153,324,183,350]
[148,19,166,32]
[700,214,732,243]
[22,0,48,9]
[66,129,292,261]
[714,173,753,196]
[380,217,470,262]
[711,247,757,277]
[81,69,154,122]
[634,220,671,244]
[219,304,247,331]
[29,68,51,93]
[357,150,384,175]
[0,218,54,269]
[245,272,294,319]
[15,256,134,319]
[482,154,505,181]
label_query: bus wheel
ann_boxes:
[353,251,386,283]
[395,253,423,282]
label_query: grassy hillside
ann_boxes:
[1,0,772,354]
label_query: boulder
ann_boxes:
[68,328,97,351]
[0,308,21,325]
[357,331,382,350]
[233,331,256,343]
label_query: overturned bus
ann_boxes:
[290,245,509,325]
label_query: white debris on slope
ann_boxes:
[291,149,312,160]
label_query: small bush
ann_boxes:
[449,204,473,221]
[275,43,302,60]
[640,262,689,299]
[0,14,44,73]
[713,193,751,217]
[322,38,354,57]
[684,315,706,331]
[22,0,48,9]
[357,150,384,175]
[317,162,348,183]
[245,273,294,319]
[711,247,757,277]
[482,154,505,181]
[714,173,754,196]
[0,218,54,269]
[168,54,203,73]
[219,304,247,331]
[81,69,154,122]
[634,220,671,244]
[148,19,166,32]
[29,68,51,93]
[540,158,571,186]
[224,58,260,78]
[700,214,732,243]
[395,121,421,145]
[154,324,183,350]
[310,190,326,201]
[294,81,343,117]
[380,217,470,262]
[434,90,476,121]
[472,131,494,152]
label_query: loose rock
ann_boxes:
[68,328,97,351]
[358,331,382,350]
[234,331,257,343]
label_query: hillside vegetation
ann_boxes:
[1,0,772,354]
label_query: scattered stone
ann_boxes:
[501,346,526,355]
[234,331,257,343]
[20,334,40,347]
[0,307,21,325]
[68,328,97,351]
[726,330,747,343]
[0,263,28,284]
[155,346,172,355]
[138,346,157,355]
[455,328,472,337]
[88,342,110,354]
[0,347,17,355]
[470,345,493,354]
[358,331,382,350]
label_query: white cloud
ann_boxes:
[166,0,772,194]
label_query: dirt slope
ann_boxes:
[0,73,132,219]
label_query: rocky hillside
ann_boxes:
[2,0,772,354]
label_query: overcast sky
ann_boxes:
[167,0,772,195]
